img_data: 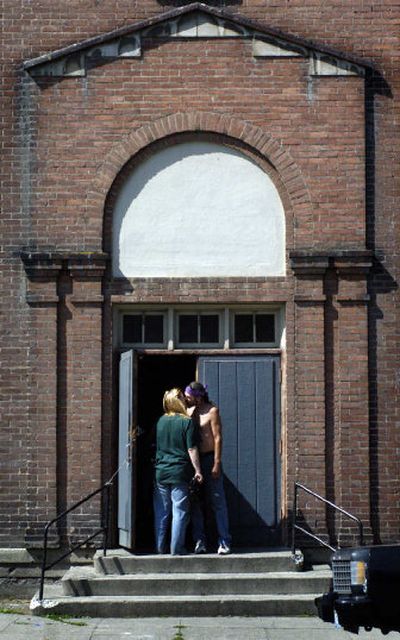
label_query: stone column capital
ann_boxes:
[21,251,109,303]
[290,250,373,303]
[290,252,329,302]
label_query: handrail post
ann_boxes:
[291,482,298,555]
[39,523,50,601]
[359,519,364,546]
[103,482,111,557]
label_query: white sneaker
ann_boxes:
[194,540,207,554]
[217,542,231,555]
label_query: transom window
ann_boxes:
[120,307,283,349]
[122,313,166,346]
[233,313,275,346]
[177,313,220,346]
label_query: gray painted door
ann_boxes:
[118,350,135,548]
[198,355,281,546]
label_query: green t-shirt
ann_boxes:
[155,414,196,485]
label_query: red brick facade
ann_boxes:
[1,1,399,550]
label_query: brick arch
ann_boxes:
[96,111,312,253]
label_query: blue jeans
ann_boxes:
[153,482,190,555]
[191,453,231,547]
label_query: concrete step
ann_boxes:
[61,566,331,597]
[31,589,322,618]
[94,549,298,575]
[31,549,331,618]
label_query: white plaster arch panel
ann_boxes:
[112,141,286,278]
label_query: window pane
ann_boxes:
[234,314,253,343]
[255,314,275,342]
[123,315,142,343]
[179,315,198,343]
[200,315,219,343]
[144,315,164,343]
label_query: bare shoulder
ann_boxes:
[208,404,221,419]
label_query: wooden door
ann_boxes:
[198,355,281,546]
[118,350,136,548]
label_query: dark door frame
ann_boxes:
[117,348,283,550]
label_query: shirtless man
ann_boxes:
[184,381,231,555]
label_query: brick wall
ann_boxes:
[1,1,399,548]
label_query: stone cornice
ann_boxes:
[21,251,109,279]
[290,250,373,276]
[21,252,109,304]
[289,253,330,276]
[20,253,64,281]
[290,250,373,304]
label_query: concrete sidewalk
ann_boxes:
[0,613,398,640]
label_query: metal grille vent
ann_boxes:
[332,559,352,594]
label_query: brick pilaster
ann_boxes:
[22,252,108,547]
[334,254,372,546]
[290,251,373,548]
[290,254,329,546]
[64,255,108,545]
[21,253,62,546]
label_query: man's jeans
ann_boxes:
[191,452,231,546]
[153,482,190,555]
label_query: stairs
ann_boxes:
[31,549,331,618]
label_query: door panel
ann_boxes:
[118,350,136,548]
[198,355,281,546]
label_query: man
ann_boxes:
[184,381,231,555]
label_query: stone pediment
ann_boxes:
[24,2,368,78]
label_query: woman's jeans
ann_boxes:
[153,482,190,555]
[191,452,231,546]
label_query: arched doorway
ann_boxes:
[113,138,286,551]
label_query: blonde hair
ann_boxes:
[163,388,188,417]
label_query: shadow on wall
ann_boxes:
[365,71,396,545]
[223,476,281,547]
[135,472,281,552]
[322,71,396,549]
[290,505,364,559]
[367,258,398,545]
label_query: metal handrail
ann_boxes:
[38,479,113,601]
[291,482,364,554]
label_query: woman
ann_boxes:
[153,388,203,555]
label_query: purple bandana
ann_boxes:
[184,385,208,397]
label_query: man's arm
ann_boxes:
[210,407,223,479]
[188,447,203,483]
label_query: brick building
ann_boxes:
[1,1,399,554]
